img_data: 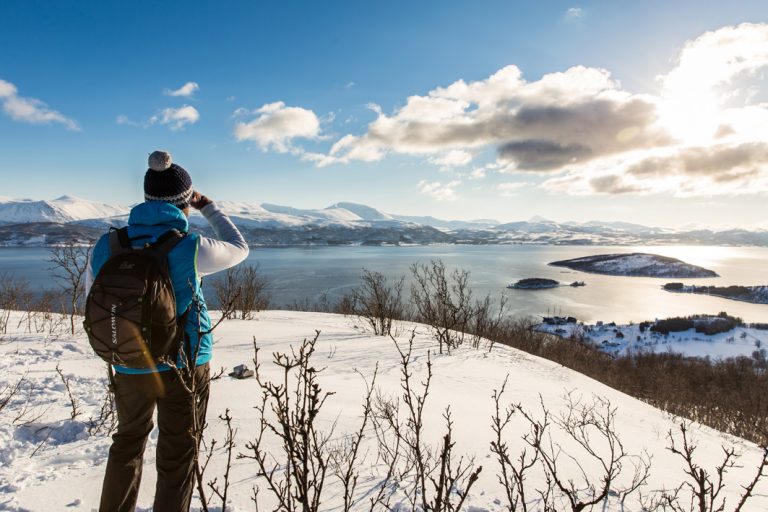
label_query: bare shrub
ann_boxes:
[410,259,473,354]
[212,267,238,320]
[207,408,237,512]
[373,331,482,511]
[16,289,68,336]
[662,422,768,512]
[213,263,270,320]
[469,293,509,350]
[430,408,483,511]
[329,365,379,511]
[238,331,334,511]
[55,363,82,420]
[0,373,45,427]
[1,374,26,415]
[286,296,316,312]
[87,383,117,436]
[509,392,651,511]
[490,376,539,511]
[48,241,91,334]
[0,273,31,335]
[284,291,356,315]
[333,291,356,316]
[352,268,405,336]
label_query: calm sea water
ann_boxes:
[2,245,767,324]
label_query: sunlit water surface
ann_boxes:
[1,245,766,324]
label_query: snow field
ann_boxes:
[1,311,766,511]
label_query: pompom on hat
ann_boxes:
[143,150,194,209]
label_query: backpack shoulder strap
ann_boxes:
[108,227,131,255]
[152,229,187,259]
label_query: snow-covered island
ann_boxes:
[507,277,559,289]
[507,278,587,289]
[535,313,767,359]
[663,282,768,304]
[549,252,719,278]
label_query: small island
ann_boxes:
[663,283,768,305]
[549,252,718,278]
[508,277,559,289]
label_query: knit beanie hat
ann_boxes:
[143,151,194,209]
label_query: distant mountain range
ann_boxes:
[1,195,767,247]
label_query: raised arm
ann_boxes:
[194,196,250,277]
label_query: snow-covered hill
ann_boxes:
[1,311,765,510]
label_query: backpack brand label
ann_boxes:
[118,261,135,271]
[110,303,118,345]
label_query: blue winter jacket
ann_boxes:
[90,201,213,374]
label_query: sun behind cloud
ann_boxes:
[257,22,768,199]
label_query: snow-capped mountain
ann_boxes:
[327,202,394,221]
[2,195,768,247]
[390,214,498,230]
[260,203,363,224]
[0,195,128,225]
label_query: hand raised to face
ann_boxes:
[190,190,213,210]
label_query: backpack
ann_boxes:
[84,227,189,369]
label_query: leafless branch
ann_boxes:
[55,362,81,420]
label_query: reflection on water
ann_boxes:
[2,245,767,324]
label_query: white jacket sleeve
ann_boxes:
[196,202,250,277]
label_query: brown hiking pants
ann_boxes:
[99,363,210,512]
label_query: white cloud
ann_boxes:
[659,23,768,144]
[566,7,584,19]
[542,23,768,196]
[298,23,768,197]
[164,81,200,98]
[150,105,200,131]
[417,180,461,201]
[0,80,17,98]
[233,101,321,152]
[345,81,356,89]
[543,141,768,196]
[0,78,79,130]
[311,64,667,171]
[664,23,768,95]
[429,149,473,170]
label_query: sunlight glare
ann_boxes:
[660,47,724,145]
[660,87,721,145]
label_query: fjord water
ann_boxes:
[2,245,767,324]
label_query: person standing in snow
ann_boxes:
[85,151,249,512]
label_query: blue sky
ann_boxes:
[1,1,767,227]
